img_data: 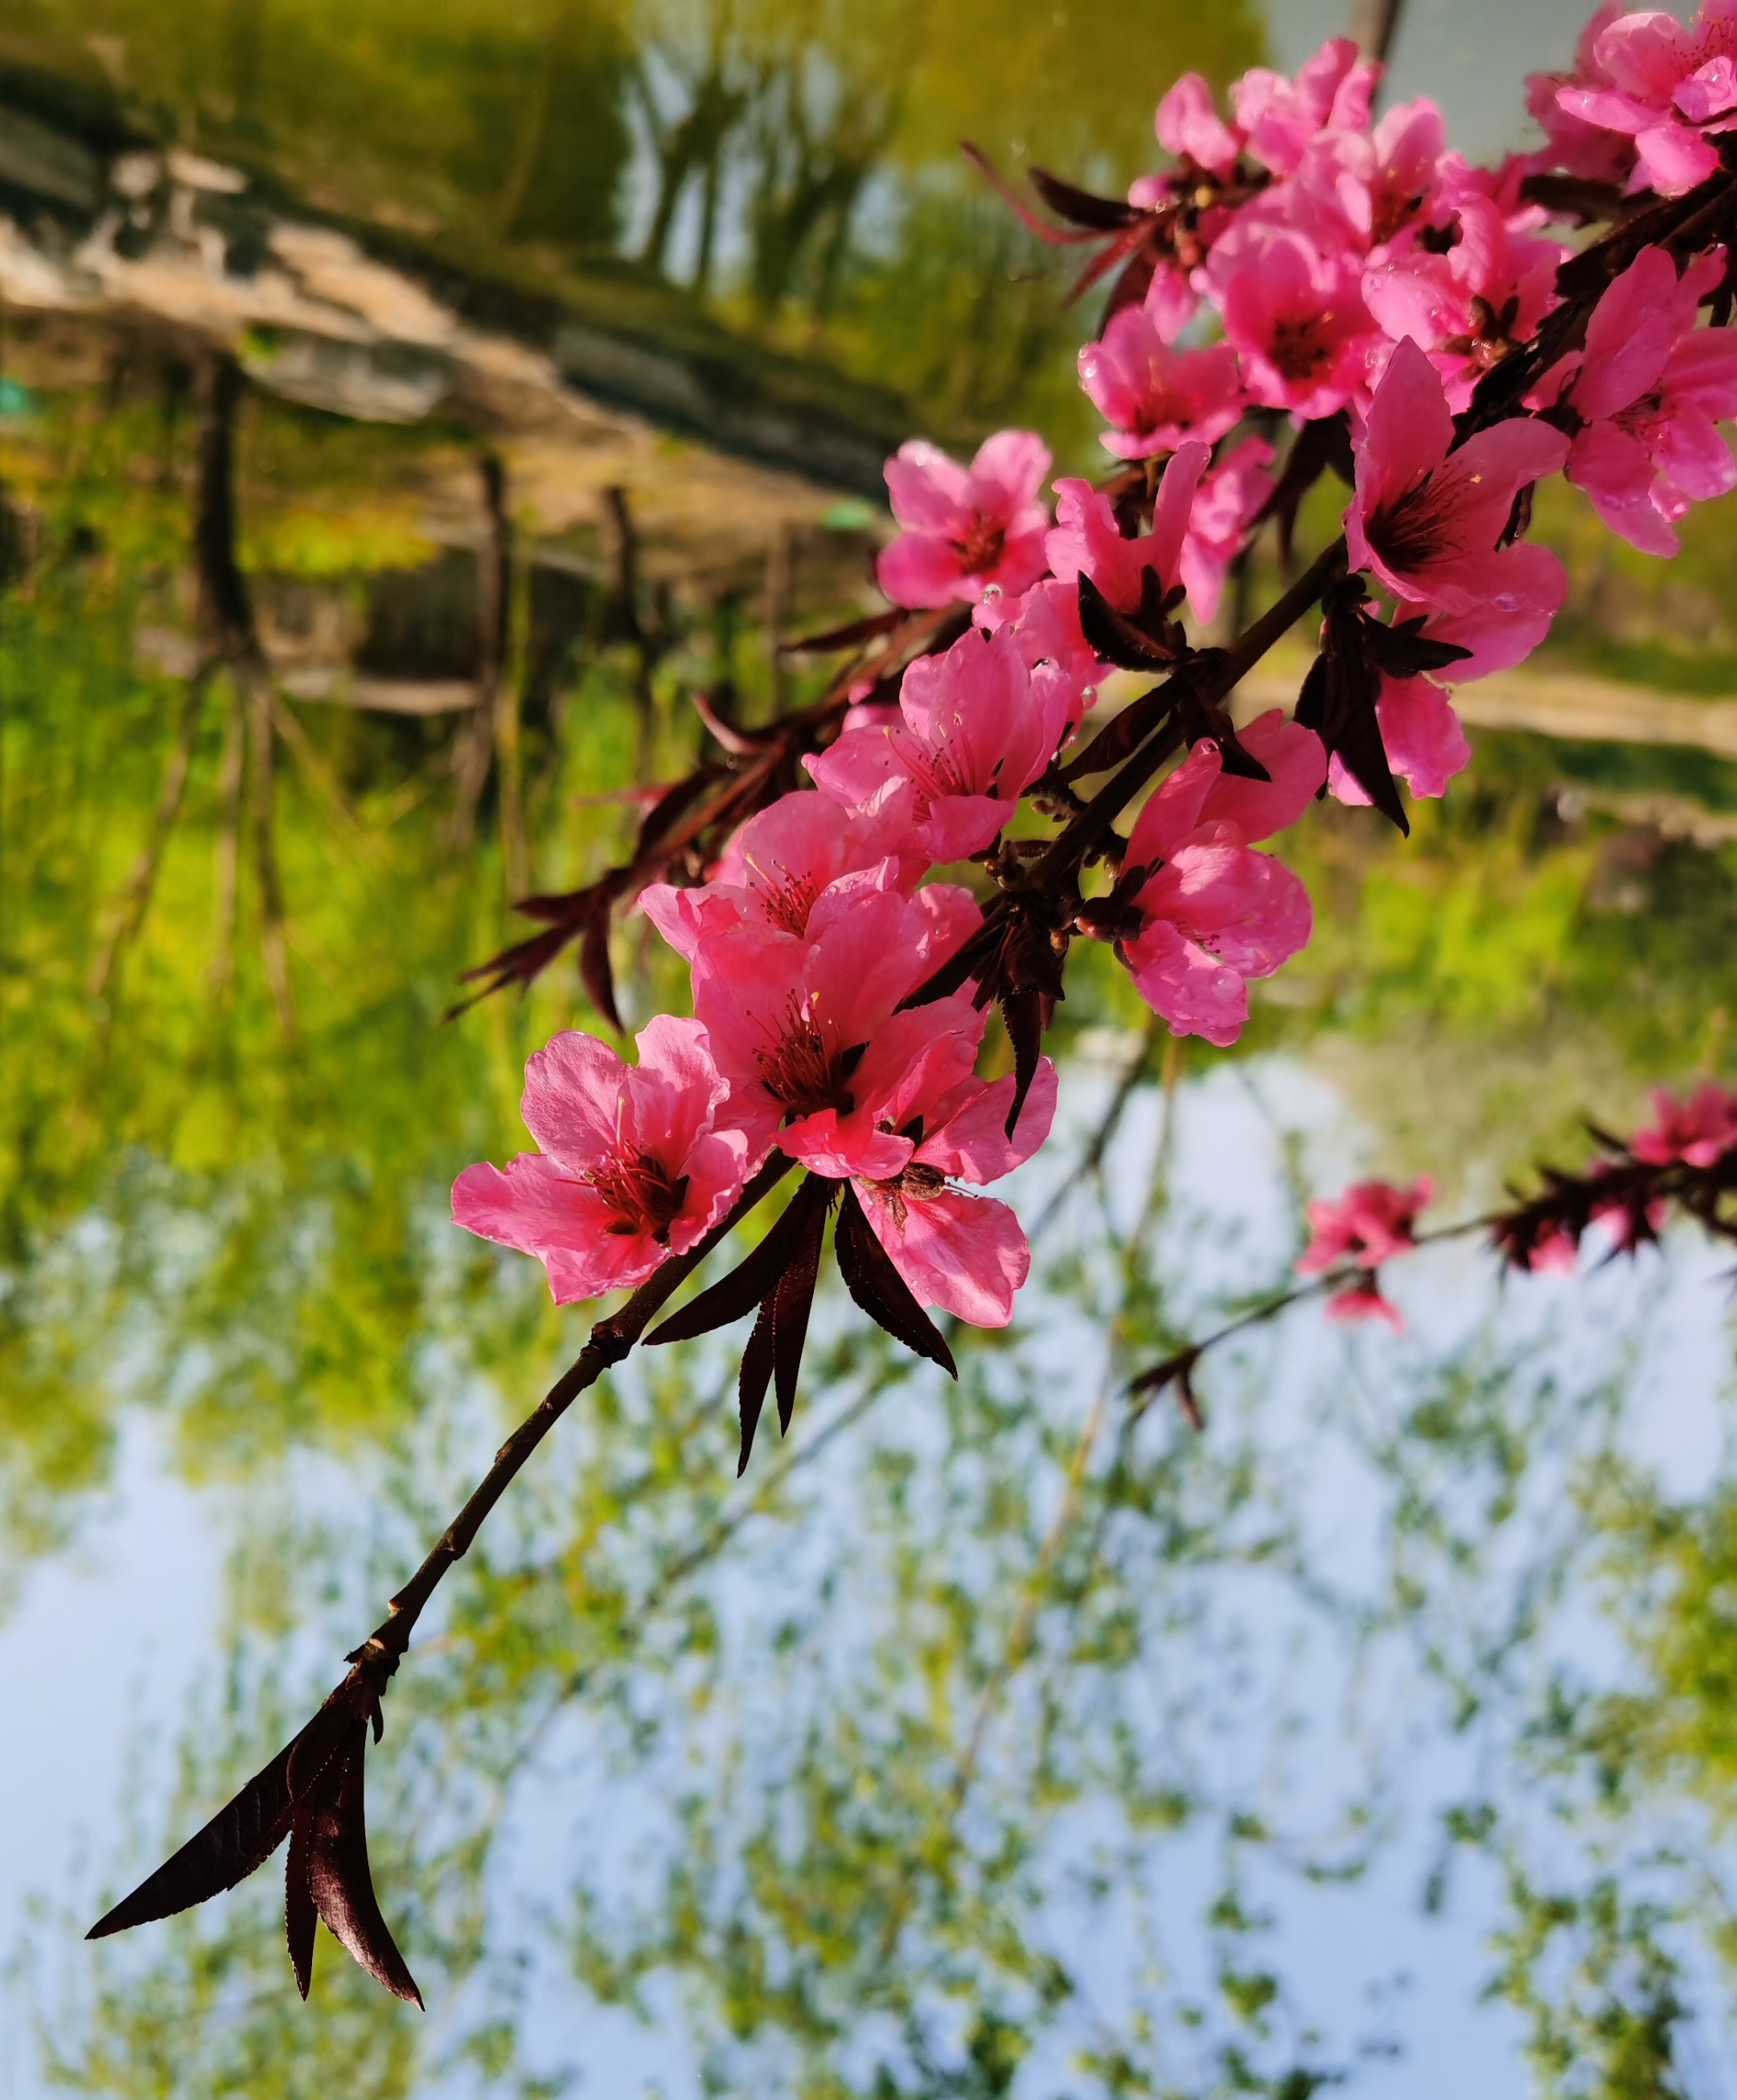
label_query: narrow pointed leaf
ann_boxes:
[737,1301,777,1475]
[1075,574,1172,671]
[305,1723,423,2008]
[1029,166,1140,231]
[959,142,1096,246]
[1000,989,1045,1138]
[782,608,908,654]
[631,767,726,856]
[647,1170,827,1347]
[1062,679,1176,784]
[88,1692,355,1940]
[579,895,622,1032]
[1101,243,1160,332]
[834,1183,957,1376]
[286,1811,317,2001]
[772,1187,833,1436]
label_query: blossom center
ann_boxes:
[950,511,1008,575]
[755,994,852,1117]
[1268,312,1337,383]
[586,1151,688,1240]
[746,856,822,937]
[1367,470,1466,575]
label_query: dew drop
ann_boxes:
[1081,683,1098,703]
[980,582,1004,603]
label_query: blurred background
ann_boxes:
[6,2,1737,2095]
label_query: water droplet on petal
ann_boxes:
[980,582,1003,603]
[1081,683,1098,704]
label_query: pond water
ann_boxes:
[6,2,1737,2096]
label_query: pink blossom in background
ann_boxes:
[1297,1175,1434,1275]
[1324,1276,1406,1329]
[1156,72,1244,176]
[1548,245,1737,555]
[690,885,983,1180]
[855,1058,1059,1326]
[1046,441,1209,612]
[1524,2,1638,187]
[452,1017,752,1303]
[877,430,1053,609]
[641,794,918,960]
[1107,712,1325,1047]
[1328,672,1472,806]
[1554,0,1737,195]
[1078,308,1245,460]
[1346,338,1569,671]
[1232,38,1378,175]
[1180,434,1277,623]
[1213,229,1379,420]
[1631,1081,1737,1166]
[808,623,1073,863]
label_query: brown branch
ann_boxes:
[90,665,213,1001]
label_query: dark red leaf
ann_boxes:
[633,766,729,856]
[781,608,908,654]
[1100,243,1160,333]
[1074,573,1175,674]
[772,1187,835,1436]
[834,1183,957,1376]
[1361,615,1472,679]
[647,1171,831,1347]
[1061,680,1177,783]
[1000,989,1047,1138]
[1254,413,1353,569]
[511,886,592,925]
[87,1689,357,1941]
[1295,591,1410,836]
[580,895,622,1032]
[736,1301,777,1475]
[1028,165,1141,231]
[959,142,1098,246]
[286,1812,317,2000]
[304,1722,423,2008]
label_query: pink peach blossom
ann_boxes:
[975,577,1108,730]
[1212,228,1380,420]
[1156,72,1243,177]
[877,430,1053,609]
[1297,1175,1434,1274]
[1554,245,1737,554]
[641,794,918,961]
[1324,1277,1406,1329]
[1345,338,1569,661]
[1111,712,1325,1047]
[1078,306,1245,460]
[1631,1081,1737,1166]
[1524,3,1638,187]
[1180,434,1277,623]
[1555,0,1737,195]
[1046,441,1209,613]
[1361,175,1566,408]
[691,885,983,1182]
[1231,39,1378,177]
[452,1017,752,1305]
[855,1058,1058,1327]
[807,623,1073,863]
